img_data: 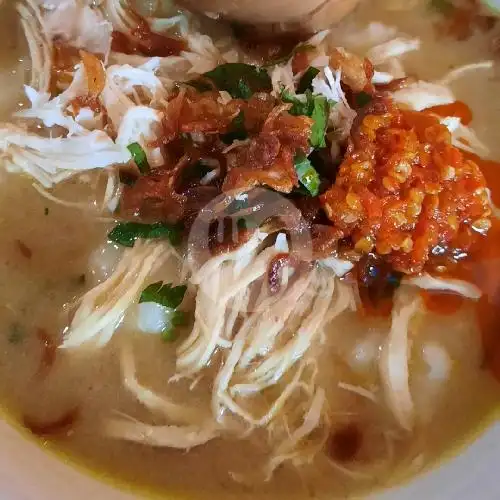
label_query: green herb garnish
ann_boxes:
[140,282,188,342]
[44,207,49,216]
[429,0,455,14]
[8,323,24,345]
[221,111,248,144]
[294,154,320,196]
[186,77,214,92]
[202,63,272,99]
[281,89,313,116]
[108,222,183,248]
[310,96,329,149]
[140,281,187,309]
[297,67,320,94]
[127,143,150,174]
[282,90,330,148]
[160,311,189,342]
[355,91,373,108]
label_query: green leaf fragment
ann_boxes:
[139,282,189,342]
[171,310,189,327]
[281,89,313,116]
[310,96,329,149]
[221,111,248,144]
[140,281,187,309]
[127,142,150,174]
[108,222,183,248]
[297,67,320,94]
[161,310,189,342]
[355,91,373,108]
[294,154,320,197]
[186,78,214,92]
[282,89,330,149]
[429,0,455,14]
[8,323,24,345]
[203,63,272,99]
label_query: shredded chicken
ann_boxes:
[329,48,371,93]
[402,273,482,300]
[17,0,52,93]
[379,288,421,430]
[104,231,354,478]
[106,419,218,449]
[0,124,131,187]
[61,241,176,348]
[43,0,112,60]
[392,81,455,111]
[7,0,497,485]
[366,37,421,65]
[313,66,357,139]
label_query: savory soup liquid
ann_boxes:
[0,1,499,499]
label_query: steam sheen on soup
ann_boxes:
[0,1,499,499]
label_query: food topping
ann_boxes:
[321,99,491,273]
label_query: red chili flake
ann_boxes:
[15,240,32,259]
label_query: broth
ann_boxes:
[0,1,499,499]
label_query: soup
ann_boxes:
[0,0,499,498]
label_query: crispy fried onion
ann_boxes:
[120,157,187,223]
[162,88,242,142]
[80,50,106,97]
[329,48,373,93]
[223,107,312,194]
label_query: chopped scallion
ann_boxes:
[282,90,330,148]
[127,143,150,174]
[108,222,183,248]
[297,67,320,94]
[221,111,248,144]
[294,154,320,197]
[355,91,373,108]
[202,63,272,99]
[139,282,188,342]
[140,281,187,309]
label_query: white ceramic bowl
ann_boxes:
[0,417,499,499]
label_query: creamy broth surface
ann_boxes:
[0,0,499,499]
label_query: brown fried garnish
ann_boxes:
[329,48,372,93]
[223,108,313,194]
[79,50,105,97]
[121,168,187,223]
